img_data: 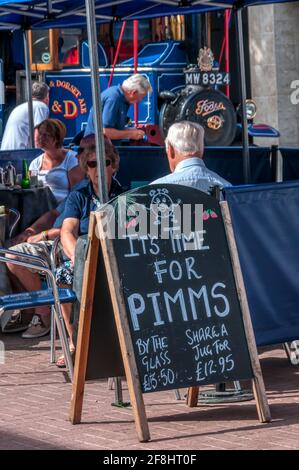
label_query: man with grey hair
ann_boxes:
[84,73,152,142]
[151,121,230,193]
[1,82,49,150]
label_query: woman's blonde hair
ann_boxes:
[35,118,66,148]
[80,137,120,173]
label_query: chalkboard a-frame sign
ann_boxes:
[70,185,270,442]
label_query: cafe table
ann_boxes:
[0,185,57,233]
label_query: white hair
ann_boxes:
[122,74,152,94]
[32,82,49,100]
[165,121,205,156]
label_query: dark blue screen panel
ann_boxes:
[225,181,299,346]
[204,146,272,185]
[280,147,299,181]
[116,146,273,191]
[116,146,169,191]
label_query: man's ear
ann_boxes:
[167,143,175,160]
[167,143,176,171]
[129,89,138,98]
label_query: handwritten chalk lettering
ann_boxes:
[185,323,229,345]
[188,285,211,320]
[182,231,205,252]
[124,235,160,258]
[211,282,230,317]
[160,368,175,386]
[143,372,158,392]
[146,293,165,327]
[128,284,230,331]
[153,257,202,284]
[195,354,235,382]
[212,339,231,354]
[136,338,150,355]
[124,235,140,258]
[141,351,171,372]
[136,335,168,355]
[169,260,183,281]
[142,367,176,391]
[123,230,208,258]
[195,230,209,251]
[164,289,188,322]
[218,354,234,373]
[169,229,209,254]
[192,343,213,360]
[128,294,145,331]
[192,338,231,360]
[196,359,217,381]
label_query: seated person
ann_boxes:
[55,138,120,366]
[151,121,231,192]
[29,118,84,203]
[5,138,120,362]
[9,133,96,248]
[4,133,96,337]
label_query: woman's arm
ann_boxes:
[10,209,59,245]
[68,165,85,189]
[60,217,80,264]
[104,127,145,141]
[27,227,61,243]
[29,209,59,233]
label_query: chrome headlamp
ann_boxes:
[237,99,257,120]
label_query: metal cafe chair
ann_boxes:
[0,208,20,244]
[0,248,76,380]
[5,208,21,240]
[49,236,70,364]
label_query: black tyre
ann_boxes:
[179,89,236,146]
[159,89,237,146]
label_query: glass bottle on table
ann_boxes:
[21,159,30,189]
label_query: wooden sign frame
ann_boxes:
[70,201,270,443]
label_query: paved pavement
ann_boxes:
[0,331,299,450]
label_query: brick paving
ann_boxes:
[0,331,299,450]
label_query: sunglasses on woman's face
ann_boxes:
[86,159,111,168]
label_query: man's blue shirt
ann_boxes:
[150,158,231,193]
[84,85,129,137]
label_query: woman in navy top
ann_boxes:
[55,139,120,363]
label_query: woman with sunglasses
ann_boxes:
[55,138,120,363]
[59,139,119,266]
